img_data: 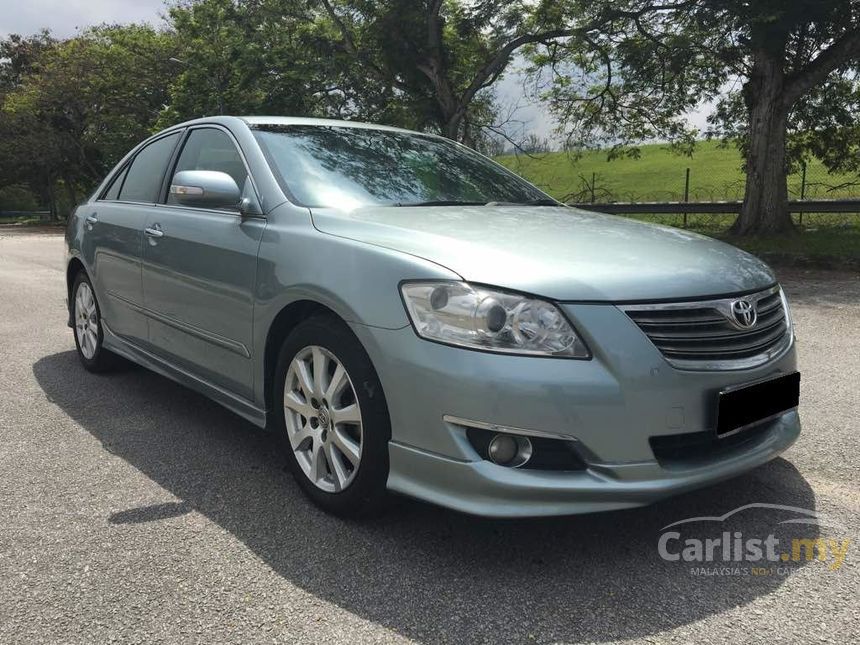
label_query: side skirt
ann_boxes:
[101,320,269,429]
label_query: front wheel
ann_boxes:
[272,315,391,517]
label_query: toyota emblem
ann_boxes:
[730,299,757,329]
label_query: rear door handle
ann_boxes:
[85,214,98,229]
[144,225,164,238]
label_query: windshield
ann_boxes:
[251,124,551,209]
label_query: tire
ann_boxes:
[272,314,391,517]
[71,271,120,373]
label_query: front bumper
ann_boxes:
[350,301,799,517]
[387,411,799,517]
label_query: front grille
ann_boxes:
[622,286,791,369]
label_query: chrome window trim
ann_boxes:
[621,285,793,371]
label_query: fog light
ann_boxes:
[488,434,532,468]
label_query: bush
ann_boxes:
[0,184,40,212]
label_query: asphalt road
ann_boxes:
[1,230,858,644]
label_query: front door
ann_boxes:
[141,127,265,400]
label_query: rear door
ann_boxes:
[141,126,265,400]
[82,131,181,346]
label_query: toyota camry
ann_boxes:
[65,116,801,517]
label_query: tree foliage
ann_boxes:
[314,0,580,145]
[532,0,860,234]
[0,25,176,216]
[160,0,337,124]
[162,0,582,146]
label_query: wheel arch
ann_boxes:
[263,299,349,417]
[66,257,87,327]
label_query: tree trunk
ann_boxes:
[460,116,476,149]
[45,180,57,222]
[731,50,795,236]
[62,176,79,221]
[441,106,465,143]
[36,179,54,223]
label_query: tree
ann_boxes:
[0,31,56,214]
[162,0,434,126]
[0,30,55,96]
[316,0,584,145]
[533,0,860,235]
[0,25,177,217]
[160,0,334,125]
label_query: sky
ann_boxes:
[0,0,710,144]
[0,0,168,38]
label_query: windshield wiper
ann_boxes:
[525,198,562,206]
[392,200,488,207]
[484,198,561,206]
[487,197,564,206]
[393,198,561,207]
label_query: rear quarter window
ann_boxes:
[119,132,181,203]
[100,165,128,201]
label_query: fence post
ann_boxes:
[683,167,690,228]
[799,161,807,227]
[590,172,596,203]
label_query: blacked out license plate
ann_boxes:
[717,372,800,437]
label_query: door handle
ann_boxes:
[85,214,98,229]
[144,225,164,239]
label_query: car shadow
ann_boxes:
[34,351,819,643]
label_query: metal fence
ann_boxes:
[0,210,52,219]
[560,162,860,231]
[564,161,860,203]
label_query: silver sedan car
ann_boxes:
[65,116,801,517]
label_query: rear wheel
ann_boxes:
[71,272,119,372]
[273,315,391,517]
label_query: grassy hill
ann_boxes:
[495,140,859,204]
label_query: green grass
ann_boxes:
[720,226,860,264]
[602,213,859,265]
[496,140,860,203]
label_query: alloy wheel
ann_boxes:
[283,345,363,492]
[74,281,99,360]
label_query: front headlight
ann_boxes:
[400,281,590,358]
[779,285,794,337]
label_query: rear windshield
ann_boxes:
[252,124,548,210]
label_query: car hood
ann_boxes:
[310,205,776,302]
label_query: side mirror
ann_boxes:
[170,170,241,210]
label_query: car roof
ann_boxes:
[241,116,419,134]
[167,115,423,136]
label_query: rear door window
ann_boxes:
[119,132,181,203]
